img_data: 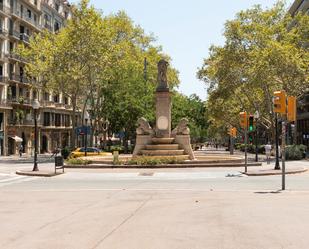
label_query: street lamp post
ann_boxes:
[254,111,260,162]
[32,99,40,171]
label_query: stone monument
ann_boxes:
[133,59,195,160]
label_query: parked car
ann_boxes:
[69,147,112,158]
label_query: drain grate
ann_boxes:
[139,172,154,176]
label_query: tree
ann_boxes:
[17,1,180,151]
[197,1,309,141]
[172,93,208,143]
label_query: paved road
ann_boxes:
[1,160,309,249]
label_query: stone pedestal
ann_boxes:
[174,135,195,160]
[133,135,153,157]
[155,91,172,138]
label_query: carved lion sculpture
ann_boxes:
[172,118,190,136]
[136,117,154,135]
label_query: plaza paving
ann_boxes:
[0,158,309,249]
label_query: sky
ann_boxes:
[71,0,294,100]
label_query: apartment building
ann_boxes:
[0,0,72,156]
[289,0,309,147]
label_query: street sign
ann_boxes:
[75,126,91,135]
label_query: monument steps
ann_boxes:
[146,144,179,150]
[133,155,190,160]
[141,149,185,156]
[151,138,175,144]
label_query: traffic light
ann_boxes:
[248,115,254,132]
[287,96,296,122]
[239,112,247,129]
[228,127,237,137]
[273,90,287,114]
[232,127,237,137]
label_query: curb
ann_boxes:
[244,168,308,176]
[16,170,65,177]
[65,162,262,169]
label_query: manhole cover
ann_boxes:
[139,172,154,176]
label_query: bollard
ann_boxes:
[113,151,119,165]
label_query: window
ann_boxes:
[27,9,31,19]
[53,94,59,103]
[9,42,14,52]
[54,22,60,32]
[43,112,51,126]
[55,114,61,127]
[44,92,49,101]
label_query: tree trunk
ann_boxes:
[71,97,77,149]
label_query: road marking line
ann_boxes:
[11,188,308,193]
[0,176,38,187]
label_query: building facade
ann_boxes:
[0,0,72,156]
[289,0,309,148]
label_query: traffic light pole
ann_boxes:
[255,125,258,162]
[230,136,234,155]
[274,113,280,170]
[245,129,248,173]
[282,121,286,190]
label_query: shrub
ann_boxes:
[286,145,307,160]
[61,147,71,159]
[66,158,92,165]
[126,156,185,166]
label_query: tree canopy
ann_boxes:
[197,1,309,140]
[17,0,182,148]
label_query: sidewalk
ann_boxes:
[244,160,309,176]
[0,154,56,164]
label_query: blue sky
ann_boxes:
[71,0,294,100]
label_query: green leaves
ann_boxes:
[198,1,309,139]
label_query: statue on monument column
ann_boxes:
[157,59,169,91]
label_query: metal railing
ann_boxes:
[11,8,42,30]
[9,74,30,84]
[0,28,8,36]
[0,4,10,14]
[20,33,30,43]
[9,30,20,39]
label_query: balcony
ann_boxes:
[43,23,53,31]
[41,100,56,108]
[0,28,8,38]
[9,74,30,84]
[11,8,42,31]
[55,103,66,109]
[0,76,8,84]
[8,118,37,126]
[7,96,31,106]
[0,4,10,16]
[6,53,28,63]
[9,30,21,40]
[0,99,12,109]
[20,33,30,44]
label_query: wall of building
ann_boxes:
[0,0,73,156]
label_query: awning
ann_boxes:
[9,136,23,142]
